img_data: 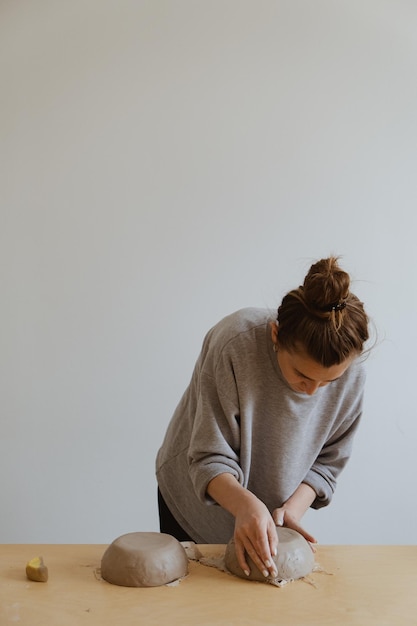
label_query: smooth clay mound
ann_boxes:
[101,532,189,587]
[225,527,315,582]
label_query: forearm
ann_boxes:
[280,483,316,521]
[207,472,278,578]
[206,472,257,516]
[272,483,317,545]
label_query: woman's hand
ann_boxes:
[233,495,278,578]
[272,506,317,551]
[206,473,278,578]
[272,483,319,551]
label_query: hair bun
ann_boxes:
[303,257,350,313]
[277,256,369,365]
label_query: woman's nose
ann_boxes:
[303,380,321,395]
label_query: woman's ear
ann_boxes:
[270,320,279,344]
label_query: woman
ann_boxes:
[156,257,369,579]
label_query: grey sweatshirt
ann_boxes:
[156,308,365,543]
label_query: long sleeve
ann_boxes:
[303,388,364,508]
[188,367,244,503]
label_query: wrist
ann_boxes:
[282,483,316,520]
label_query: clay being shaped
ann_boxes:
[101,532,189,587]
[225,527,314,582]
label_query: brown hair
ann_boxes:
[277,257,369,366]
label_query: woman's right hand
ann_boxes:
[206,473,278,578]
[233,494,279,578]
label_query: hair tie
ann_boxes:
[326,301,347,312]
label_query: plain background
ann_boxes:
[1,0,416,545]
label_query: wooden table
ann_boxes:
[1,544,416,625]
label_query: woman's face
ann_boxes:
[276,347,353,395]
[270,321,354,395]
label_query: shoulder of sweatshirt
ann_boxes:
[197,308,271,366]
[207,307,273,339]
[330,358,367,403]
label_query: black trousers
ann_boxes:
[157,488,194,542]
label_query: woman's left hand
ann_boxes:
[272,507,317,551]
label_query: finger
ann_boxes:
[234,538,251,577]
[284,517,318,545]
[245,541,271,578]
[235,533,272,579]
[268,525,278,557]
[273,509,285,527]
[250,533,278,578]
[266,524,278,576]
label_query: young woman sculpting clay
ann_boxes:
[156,257,369,579]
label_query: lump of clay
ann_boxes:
[101,532,189,587]
[225,527,314,582]
[26,556,49,582]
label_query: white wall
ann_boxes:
[1,0,416,545]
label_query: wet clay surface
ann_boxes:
[101,532,189,587]
[224,527,315,582]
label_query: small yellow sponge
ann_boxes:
[26,556,49,582]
